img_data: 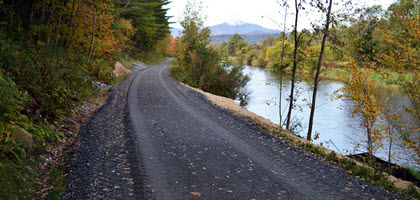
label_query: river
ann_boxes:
[240,65,419,169]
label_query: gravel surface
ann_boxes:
[64,59,403,199]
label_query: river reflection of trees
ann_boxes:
[241,65,420,169]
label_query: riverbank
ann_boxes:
[234,58,406,92]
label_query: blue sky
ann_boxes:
[165,0,395,31]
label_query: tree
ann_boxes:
[266,41,293,68]
[286,0,303,130]
[307,0,333,141]
[373,0,420,164]
[276,1,289,127]
[333,59,383,164]
[339,6,383,62]
[173,0,249,99]
[227,34,247,56]
[117,0,170,52]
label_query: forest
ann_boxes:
[0,0,172,198]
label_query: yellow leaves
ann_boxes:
[190,191,201,197]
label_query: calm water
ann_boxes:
[241,65,419,168]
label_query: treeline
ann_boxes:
[221,0,419,172]
[0,0,171,198]
[211,33,280,45]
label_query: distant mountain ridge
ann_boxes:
[170,22,280,44]
[209,23,279,36]
[211,33,279,45]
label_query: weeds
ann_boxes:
[111,75,128,85]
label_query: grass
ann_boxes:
[409,168,420,180]
[111,74,128,85]
[116,52,137,69]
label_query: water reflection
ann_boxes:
[240,65,419,168]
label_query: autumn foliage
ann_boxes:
[0,0,170,198]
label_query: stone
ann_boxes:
[112,62,132,77]
[12,128,33,150]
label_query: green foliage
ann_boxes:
[406,184,420,199]
[118,0,171,52]
[266,40,293,69]
[0,162,34,200]
[0,71,27,123]
[111,74,128,85]
[302,45,322,74]
[408,168,420,180]
[0,37,95,120]
[172,1,249,99]
[227,34,248,56]
[245,49,261,66]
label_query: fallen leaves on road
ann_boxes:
[191,191,201,197]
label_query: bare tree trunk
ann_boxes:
[279,6,287,127]
[68,0,78,27]
[55,13,62,46]
[46,3,56,45]
[88,10,96,60]
[307,0,333,141]
[41,1,46,23]
[64,0,78,47]
[286,0,300,130]
[388,137,393,173]
[55,0,68,47]
[367,124,373,165]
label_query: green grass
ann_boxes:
[111,74,128,85]
[409,167,420,180]
[116,52,136,69]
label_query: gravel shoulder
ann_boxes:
[64,59,403,199]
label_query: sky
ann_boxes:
[165,0,396,31]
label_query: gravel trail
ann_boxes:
[64,59,402,199]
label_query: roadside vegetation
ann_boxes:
[169,1,249,100]
[0,0,172,199]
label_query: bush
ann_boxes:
[0,36,98,120]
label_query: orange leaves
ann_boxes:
[190,191,201,197]
[169,37,176,55]
[68,0,128,60]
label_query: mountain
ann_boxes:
[170,27,183,37]
[170,22,280,44]
[211,33,280,45]
[209,23,279,36]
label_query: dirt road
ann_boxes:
[64,59,402,199]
